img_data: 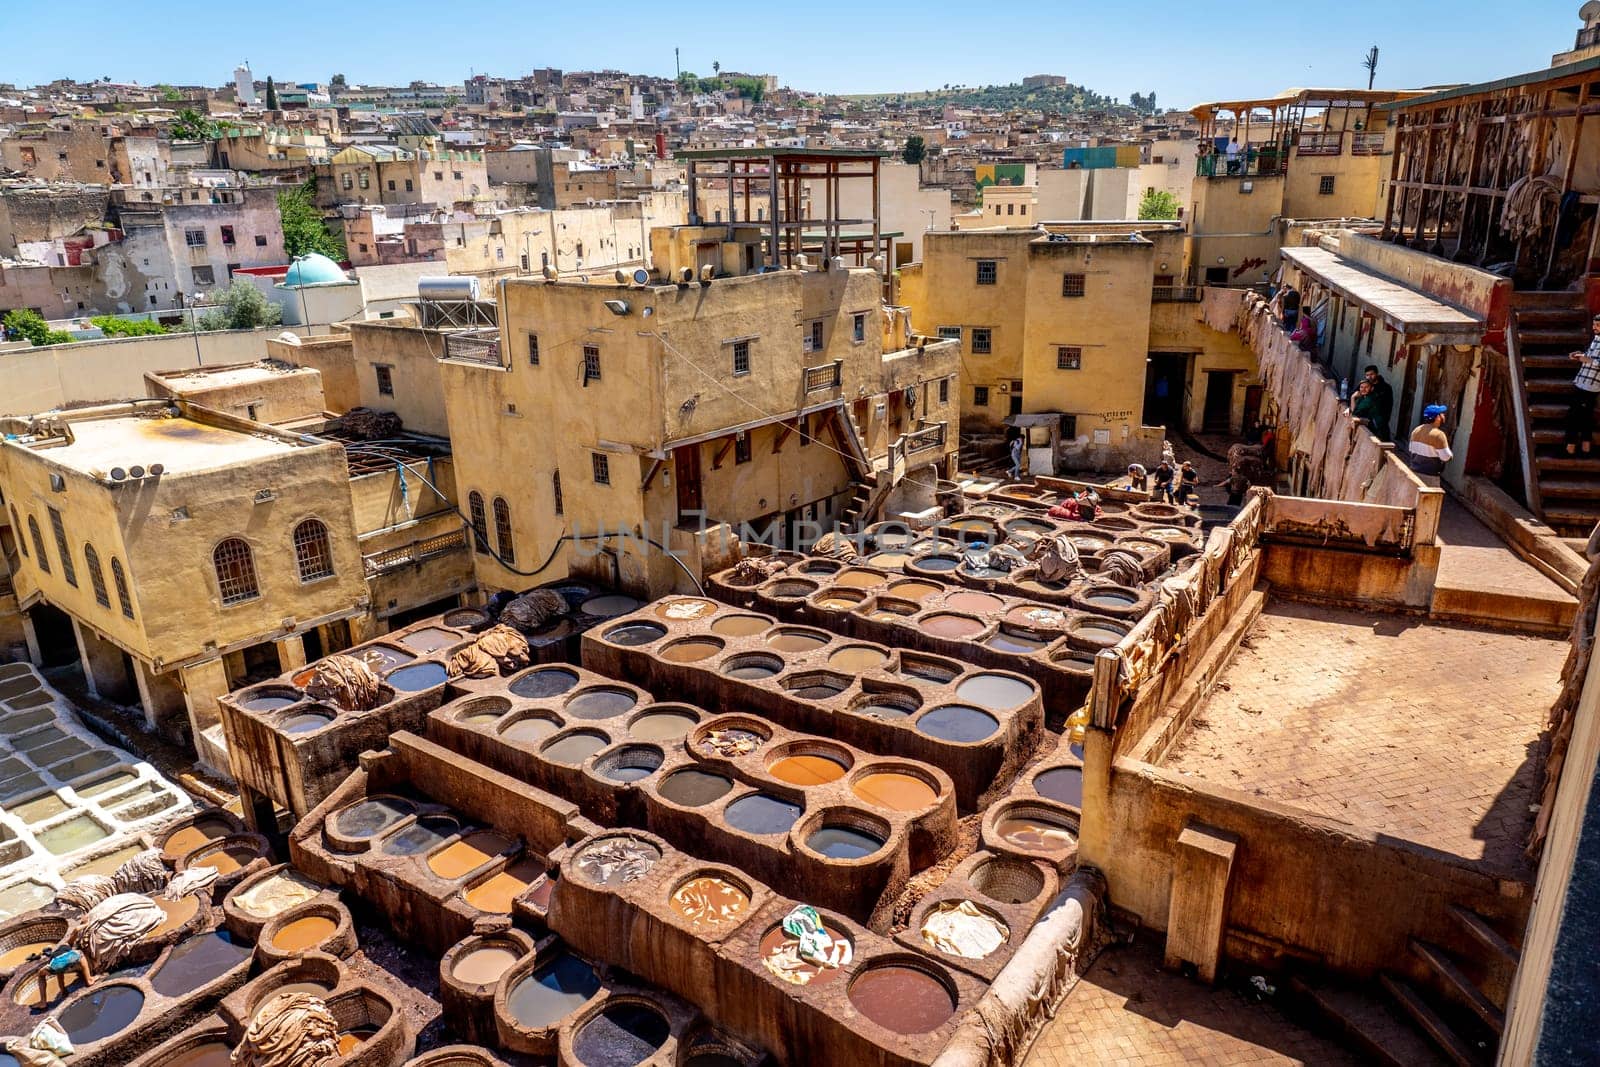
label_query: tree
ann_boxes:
[901,134,926,165]
[712,60,721,79]
[198,280,282,331]
[265,76,278,110]
[169,107,218,140]
[278,178,346,260]
[157,84,182,102]
[2,309,72,346]
[1138,188,1181,220]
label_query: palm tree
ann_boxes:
[712,61,721,80]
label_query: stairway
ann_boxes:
[1288,904,1520,1066]
[1511,292,1600,535]
[832,406,889,533]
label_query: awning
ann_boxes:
[1280,246,1485,344]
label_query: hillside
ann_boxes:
[840,81,1145,114]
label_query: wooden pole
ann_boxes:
[1543,81,1590,287]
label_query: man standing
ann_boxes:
[1225,137,1241,175]
[1126,462,1148,492]
[1407,405,1453,484]
[1362,365,1394,440]
[1566,313,1600,455]
[1008,434,1023,481]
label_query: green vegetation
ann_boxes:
[90,316,168,337]
[278,178,346,260]
[3,309,72,346]
[1138,188,1182,220]
[157,84,183,102]
[1129,91,1158,115]
[197,280,282,331]
[846,81,1117,113]
[169,107,221,140]
[901,134,926,165]
[677,72,725,95]
[266,75,278,110]
[728,77,765,103]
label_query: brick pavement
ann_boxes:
[1025,939,1361,1067]
[1160,600,1560,876]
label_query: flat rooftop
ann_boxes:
[1158,599,1557,878]
[34,411,302,478]
[155,362,312,392]
[1281,246,1485,341]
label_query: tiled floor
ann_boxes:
[1160,599,1560,877]
[1434,499,1575,605]
[1025,940,1361,1066]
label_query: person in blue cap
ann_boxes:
[1407,404,1453,483]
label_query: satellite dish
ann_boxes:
[149,463,165,476]
[129,465,146,478]
[109,467,126,481]
[632,268,650,286]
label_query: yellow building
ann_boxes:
[438,223,961,599]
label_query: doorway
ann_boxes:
[1143,354,1189,430]
[27,604,77,668]
[1242,385,1263,433]
[1202,371,1237,433]
[675,444,703,522]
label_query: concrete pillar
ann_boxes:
[180,658,233,779]
[133,660,187,738]
[275,633,307,674]
[20,613,42,667]
[1164,821,1239,983]
[72,619,134,703]
[347,613,381,646]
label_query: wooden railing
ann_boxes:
[363,528,468,577]
[803,360,843,393]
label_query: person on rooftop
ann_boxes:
[1565,313,1600,455]
[1407,404,1453,485]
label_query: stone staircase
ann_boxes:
[1288,903,1521,1066]
[1511,291,1600,535]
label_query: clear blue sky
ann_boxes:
[5,0,1584,107]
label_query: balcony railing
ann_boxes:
[363,528,468,577]
[902,422,947,456]
[1196,151,1287,179]
[1152,285,1201,303]
[1296,132,1343,157]
[1351,132,1386,156]
[442,329,503,366]
[803,360,843,393]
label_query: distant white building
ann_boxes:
[234,63,257,106]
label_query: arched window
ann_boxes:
[27,517,48,573]
[468,492,488,554]
[84,543,109,608]
[111,559,134,619]
[292,518,334,581]
[10,507,26,558]
[493,497,515,564]
[213,537,259,604]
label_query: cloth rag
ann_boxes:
[499,588,569,632]
[230,991,340,1067]
[303,655,381,711]
[79,892,164,971]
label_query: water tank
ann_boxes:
[417,275,480,302]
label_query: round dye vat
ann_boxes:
[444,607,490,630]
[867,551,912,569]
[387,662,448,691]
[354,645,413,673]
[828,646,889,673]
[759,925,848,987]
[57,983,144,1045]
[887,580,941,602]
[566,688,637,720]
[381,817,457,857]
[510,668,581,699]
[853,772,938,812]
[162,817,234,859]
[601,622,666,647]
[767,580,819,599]
[920,900,1009,960]
[582,594,644,618]
[279,711,332,735]
[955,673,1035,712]
[709,615,770,638]
[916,705,999,743]
[1008,604,1069,629]
[628,710,697,742]
[572,1002,670,1067]
[500,715,560,744]
[996,814,1077,851]
[150,930,252,997]
[724,793,802,836]
[543,731,609,766]
[855,699,914,721]
[670,875,749,931]
[654,597,717,620]
[914,555,960,572]
[239,694,297,712]
[685,1055,742,1067]
[832,568,887,589]
[398,627,459,653]
[816,594,862,611]
[659,638,723,663]
[1081,588,1138,610]
[272,915,337,953]
[1073,620,1130,647]
[337,1029,376,1056]
[149,894,200,938]
[658,770,734,807]
[1056,649,1098,673]
[697,727,766,758]
[768,753,847,786]
[574,837,660,886]
[786,677,847,700]
[848,964,956,1034]
[454,946,519,986]
[429,831,511,880]
[806,825,885,860]
[598,747,662,784]
[198,846,259,876]
[920,613,985,639]
[0,939,54,971]
[232,871,321,920]
[1033,766,1084,808]
[943,591,1004,614]
[985,630,1047,654]
[900,659,958,686]
[722,655,782,681]
[464,858,541,912]
[160,1041,232,1067]
[766,630,828,653]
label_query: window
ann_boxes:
[111,559,133,619]
[592,452,610,485]
[191,265,215,287]
[220,225,235,245]
[527,332,540,365]
[1007,203,1014,216]
[9,506,25,558]
[254,235,268,247]
[453,170,463,180]
[84,543,109,608]
[971,328,992,354]
[1020,204,1028,215]
[583,345,601,383]
[552,471,563,515]
[212,538,259,604]
[1318,175,1336,195]
[939,378,950,404]
[375,365,394,396]
[852,313,866,343]
[488,497,515,563]
[976,260,997,285]
[342,174,353,190]
[359,172,369,189]
[48,508,75,587]
[973,386,990,407]
[1062,273,1086,297]
[434,171,443,181]
[732,339,751,376]
[27,517,48,572]
[804,320,824,352]
[404,179,414,192]
[1057,346,1083,370]
[937,326,961,341]
[468,492,489,552]
[292,519,334,581]
[735,433,752,464]
[387,180,395,191]
[184,228,206,247]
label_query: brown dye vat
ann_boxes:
[985,629,1047,653]
[583,594,644,617]
[428,831,512,880]
[848,963,956,1034]
[149,893,200,938]
[816,592,864,610]
[954,673,1036,712]
[353,645,414,672]
[336,1029,377,1056]
[398,627,459,653]
[203,847,258,875]
[0,940,52,970]
[162,817,232,860]
[1072,618,1130,647]
[162,1041,233,1067]
[660,638,724,663]
[852,772,937,812]
[658,770,734,807]
[266,980,331,1003]
[767,580,819,599]
[887,580,941,602]
[543,731,609,765]
[501,716,560,744]
[453,946,519,986]
[767,754,847,786]
[1033,766,1083,808]
[995,816,1076,851]
[765,630,828,653]
[628,710,698,741]
[464,858,542,912]
[758,925,847,988]
[272,915,337,953]
[867,551,911,569]
[943,590,1004,614]
[290,668,317,688]
[528,874,557,909]
[832,569,887,589]
[669,875,750,932]
[828,646,888,672]
[1005,604,1069,629]
[920,613,985,639]
[709,615,770,637]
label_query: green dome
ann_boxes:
[283,253,347,286]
